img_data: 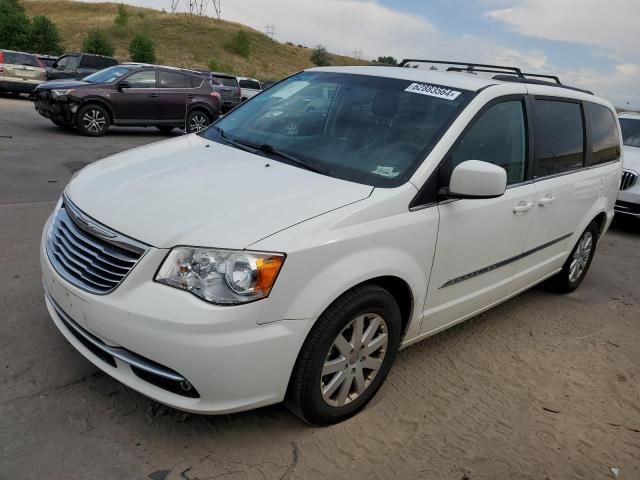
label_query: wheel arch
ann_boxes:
[77,98,114,123]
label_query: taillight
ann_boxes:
[0,50,3,73]
[237,86,241,97]
[210,91,221,99]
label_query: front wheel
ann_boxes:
[286,284,402,425]
[186,110,210,134]
[545,221,599,293]
[76,104,110,136]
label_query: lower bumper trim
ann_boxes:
[46,292,200,398]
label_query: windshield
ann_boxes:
[201,71,473,187]
[619,117,640,147]
[83,66,130,84]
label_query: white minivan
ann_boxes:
[41,61,622,425]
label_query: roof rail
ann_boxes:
[522,72,561,84]
[399,59,523,77]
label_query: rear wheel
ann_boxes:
[76,104,110,136]
[545,221,599,293]
[286,284,402,425]
[186,110,210,134]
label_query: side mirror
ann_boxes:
[446,160,507,199]
[118,80,131,90]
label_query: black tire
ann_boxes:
[156,126,175,134]
[76,104,110,137]
[286,284,402,426]
[185,109,210,134]
[545,220,599,293]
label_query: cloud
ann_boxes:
[485,0,640,58]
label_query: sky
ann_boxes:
[82,0,640,107]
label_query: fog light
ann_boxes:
[70,104,78,113]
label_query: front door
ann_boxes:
[421,96,536,334]
[111,69,160,123]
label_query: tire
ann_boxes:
[545,220,599,293]
[185,110,210,134]
[156,126,175,134]
[76,104,110,136]
[286,284,402,426]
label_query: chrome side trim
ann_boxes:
[440,232,573,288]
[47,293,185,382]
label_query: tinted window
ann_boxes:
[38,56,56,68]
[214,75,238,87]
[534,100,584,177]
[450,100,527,185]
[125,70,156,88]
[205,71,472,187]
[9,52,39,67]
[189,75,204,88]
[95,56,117,69]
[79,55,99,69]
[159,70,188,88]
[586,103,620,164]
[83,66,130,83]
[56,55,79,69]
[240,79,260,90]
[619,118,640,148]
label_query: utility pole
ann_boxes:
[353,49,362,60]
[212,0,221,19]
[265,23,276,39]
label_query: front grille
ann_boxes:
[620,169,638,191]
[46,196,148,294]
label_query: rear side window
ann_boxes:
[96,56,117,69]
[79,55,99,69]
[189,76,204,88]
[449,100,527,185]
[239,79,260,90]
[214,76,238,87]
[534,100,585,177]
[159,70,187,88]
[586,103,620,164]
[8,52,40,67]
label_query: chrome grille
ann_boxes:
[620,169,638,191]
[46,197,148,294]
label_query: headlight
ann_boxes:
[51,89,74,99]
[155,247,285,305]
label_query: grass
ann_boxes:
[22,0,367,81]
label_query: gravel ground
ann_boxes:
[1,96,639,480]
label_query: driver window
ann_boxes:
[450,100,527,185]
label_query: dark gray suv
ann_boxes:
[211,72,241,112]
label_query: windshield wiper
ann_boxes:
[212,127,329,175]
[236,140,329,175]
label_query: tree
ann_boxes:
[310,45,330,66]
[0,0,30,51]
[224,30,250,58]
[114,3,129,28]
[28,15,62,55]
[82,29,115,56]
[128,34,155,63]
[375,56,397,66]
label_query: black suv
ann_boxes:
[211,72,242,112]
[48,53,118,80]
[34,64,221,136]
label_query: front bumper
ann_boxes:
[615,184,640,217]
[40,217,309,414]
[33,91,75,121]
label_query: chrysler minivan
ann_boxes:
[41,62,622,425]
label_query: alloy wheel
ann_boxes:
[189,113,209,133]
[569,231,593,283]
[321,313,388,407]
[82,108,106,134]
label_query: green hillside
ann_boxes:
[22,0,367,80]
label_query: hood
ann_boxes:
[66,135,373,248]
[623,145,640,172]
[37,79,92,90]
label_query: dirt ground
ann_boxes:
[1,96,639,480]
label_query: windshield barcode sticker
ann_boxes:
[405,83,461,100]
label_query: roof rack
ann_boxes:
[398,59,593,95]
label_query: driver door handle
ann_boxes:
[538,195,556,207]
[513,201,534,215]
